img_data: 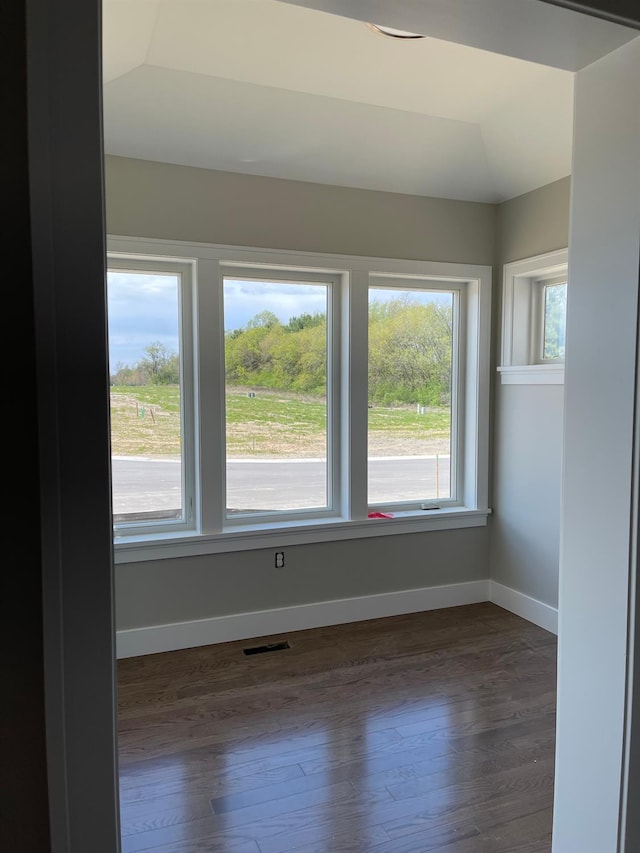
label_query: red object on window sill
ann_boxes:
[368,512,394,518]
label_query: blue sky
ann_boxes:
[107,272,180,369]
[107,273,327,369]
[224,278,326,331]
[107,272,449,370]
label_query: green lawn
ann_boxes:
[110,385,450,457]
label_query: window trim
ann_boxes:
[366,276,462,510]
[498,248,569,385]
[221,266,340,523]
[107,254,197,535]
[107,235,492,562]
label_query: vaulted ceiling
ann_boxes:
[102,0,579,203]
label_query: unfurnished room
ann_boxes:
[12,1,640,852]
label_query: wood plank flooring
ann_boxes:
[117,602,557,853]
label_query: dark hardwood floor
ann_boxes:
[117,602,557,853]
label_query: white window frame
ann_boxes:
[107,253,197,535]
[221,265,341,525]
[107,236,492,563]
[366,275,463,511]
[498,248,568,385]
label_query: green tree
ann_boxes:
[368,297,452,406]
[224,311,327,392]
[140,341,180,384]
[283,322,327,393]
[247,310,280,329]
[542,283,567,360]
[285,312,325,333]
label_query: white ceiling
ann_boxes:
[102,0,579,203]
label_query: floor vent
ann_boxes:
[243,640,290,656]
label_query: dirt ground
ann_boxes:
[226,425,449,458]
[368,434,450,457]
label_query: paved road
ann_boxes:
[111,455,451,516]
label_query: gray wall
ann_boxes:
[117,529,489,629]
[106,156,494,631]
[495,177,571,266]
[105,155,495,264]
[490,384,565,606]
[490,177,571,608]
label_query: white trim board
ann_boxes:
[497,365,564,385]
[116,580,490,658]
[116,578,559,658]
[489,581,558,635]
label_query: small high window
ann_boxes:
[498,248,569,385]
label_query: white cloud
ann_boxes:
[223,279,327,331]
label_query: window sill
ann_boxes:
[497,365,564,385]
[113,507,492,563]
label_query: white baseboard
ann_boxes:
[489,580,558,635]
[116,579,490,659]
[116,578,558,658]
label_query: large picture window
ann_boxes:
[107,238,491,561]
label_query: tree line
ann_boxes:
[110,297,453,407]
[111,341,180,386]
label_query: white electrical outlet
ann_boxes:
[275,551,285,568]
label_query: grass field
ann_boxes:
[109,385,450,457]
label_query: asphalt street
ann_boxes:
[111,455,451,516]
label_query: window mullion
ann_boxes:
[195,258,225,534]
[464,276,491,511]
[342,269,368,521]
